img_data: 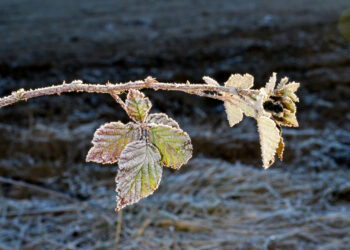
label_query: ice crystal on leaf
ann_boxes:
[257,116,281,169]
[148,124,192,169]
[125,89,152,123]
[222,72,299,169]
[224,73,256,126]
[86,122,141,164]
[116,141,162,211]
[146,113,180,129]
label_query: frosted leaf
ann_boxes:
[86,122,141,164]
[116,141,162,211]
[224,101,243,127]
[148,124,192,169]
[223,73,255,126]
[280,96,296,114]
[277,81,300,102]
[257,116,281,169]
[238,96,257,117]
[277,137,284,161]
[146,113,180,129]
[126,90,152,123]
[224,94,256,126]
[203,76,220,86]
[274,109,299,127]
[276,77,289,90]
[265,72,277,95]
[225,73,254,89]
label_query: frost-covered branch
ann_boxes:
[0,77,257,110]
[0,73,300,211]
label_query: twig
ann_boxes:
[0,78,258,112]
[0,176,111,215]
[5,205,84,218]
[134,218,152,238]
[114,210,123,250]
[0,176,77,202]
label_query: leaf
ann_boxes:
[203,76,220,86]
[126,90,152,123]
[224,73,254,89]
[148,124,192,169]
[278,82,300,102]
[146,113,180,129]
[274,109,299,127]
[276,77,289,90]
[116,141,162,211]
[224,101,243,127]
[280,96,296,114]
[277,137,284,161]
[265,72,277,95]
[86,122,141,164]
[257,116,281,169]
[223,73,255,125]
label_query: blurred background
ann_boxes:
[0,0,350,249]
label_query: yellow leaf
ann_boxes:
[257,116,281,169]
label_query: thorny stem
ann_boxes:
[0,78,259,114]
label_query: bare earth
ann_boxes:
[0,0,350,249]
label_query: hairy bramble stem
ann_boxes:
[0,78,258,111]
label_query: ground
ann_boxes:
[0,0,350,249]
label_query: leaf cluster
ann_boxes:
[84,73,300,211]
[86,90,192,210]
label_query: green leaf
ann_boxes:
[86,122,141,164]
[126,90,152,123]
[116,141,162,211]
[148,124,192,169]
[257,116,281,169]
[146,113,180,129]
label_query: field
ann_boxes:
[0,0,350,249]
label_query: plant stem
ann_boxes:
[0,78,259,112]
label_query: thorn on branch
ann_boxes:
[145,76,158,85]
[71,80,83,85]
[12,88,26,102]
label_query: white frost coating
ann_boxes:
[255,88,269,117]
[276,76,289,90]
[86,122,141,164]
[146,113,180,128]
[126,89,152,123]
[115,141,162,211]
[148,124,193,169]
[223,73,256,125]
[203,76,220,86]
[224,73,254,89]
[264,72,277,95]
[257,116,281,169]
[224,101,243,127]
